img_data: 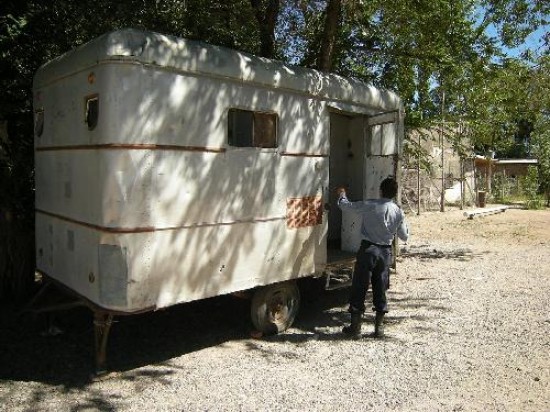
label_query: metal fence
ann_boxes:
[401,158,477,214]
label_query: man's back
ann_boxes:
[337,197,408,245]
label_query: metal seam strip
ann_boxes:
[35,144,227,153]
[35,209,287,234]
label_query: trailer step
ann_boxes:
[324,268,353,290]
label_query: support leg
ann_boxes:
[93,311,114,375]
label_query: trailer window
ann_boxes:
[85,95,99,131]
[228,109,277,148]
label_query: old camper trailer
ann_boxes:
[33,29,403,370]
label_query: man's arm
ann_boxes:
[336,187,359,210]
[396,212,409,242]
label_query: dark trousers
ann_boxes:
[348,240,391,314]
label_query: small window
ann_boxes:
[85,95,99,131]
[369,122,396,156]
[34,109,44,138]
[228,109,277,148]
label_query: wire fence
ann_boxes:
[401,158,477,214]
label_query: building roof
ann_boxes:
[474,155,538,166]
[494,159,538,165]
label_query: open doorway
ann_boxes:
[327,112,365,256]
[327,110,400,264]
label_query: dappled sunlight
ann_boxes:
[90,49,335,310]
[33,28,402,315]
[96,79,330,309]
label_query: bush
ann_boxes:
[524,166,544,210]
[0,113,36,304]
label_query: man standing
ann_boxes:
[337,177,409,338]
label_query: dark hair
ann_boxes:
[380,177,398,199]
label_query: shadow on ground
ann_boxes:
[261,280,448,347]
[398,244,491,261]
[0,288,251,387]
[0,277,450,388]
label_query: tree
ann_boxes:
[529,55,550,204]
[476,0,549,52]
[532,118,550,205]
[250,0,280,58]
[462,59,533,157]
[316,0,342,72]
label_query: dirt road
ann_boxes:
[1,207,549,411]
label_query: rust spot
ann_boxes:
[286,195,323,228]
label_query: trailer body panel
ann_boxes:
[34,29,403,313]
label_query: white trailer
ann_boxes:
[33,29,403,371]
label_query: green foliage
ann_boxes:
[491,168,547,208]
[478,0,549,49]
[402,129,435,176]
[277,1,547,168]
[526,56,550,205]
[463,58,535,155]
[531,116,550,205]
[523,165,544,209]
[491,174,510,203]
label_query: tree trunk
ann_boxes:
[250,0,280,58]
[317,0,342,72]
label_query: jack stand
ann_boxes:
[93,311,114,376]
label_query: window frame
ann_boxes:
[84,94,99,131]
[227,108,278,149]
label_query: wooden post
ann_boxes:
[440,90,446,212]
[460,157,464,210]
[417,131,421,215]
[487,156,493,201]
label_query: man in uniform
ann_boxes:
[337,177,409,338]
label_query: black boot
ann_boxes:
[342,313,362,339]
[374,312,385,338]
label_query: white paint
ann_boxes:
[341,210,362,253]
[34,29,403,312]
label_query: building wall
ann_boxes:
[494,163,534,178]
[402,126,475,211]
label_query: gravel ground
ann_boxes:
[1,206,549,411]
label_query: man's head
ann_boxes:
[380,177,398,199]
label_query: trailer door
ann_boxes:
[339,110,402,253]
[364,111,401,198]
[364,110,403,267]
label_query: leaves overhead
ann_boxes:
[1,0,549,210]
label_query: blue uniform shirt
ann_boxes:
[337,194,409,246]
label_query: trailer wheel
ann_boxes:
[250,281,300,335]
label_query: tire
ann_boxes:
[250,281,300,335]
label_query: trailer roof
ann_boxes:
[34,29,402,114]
